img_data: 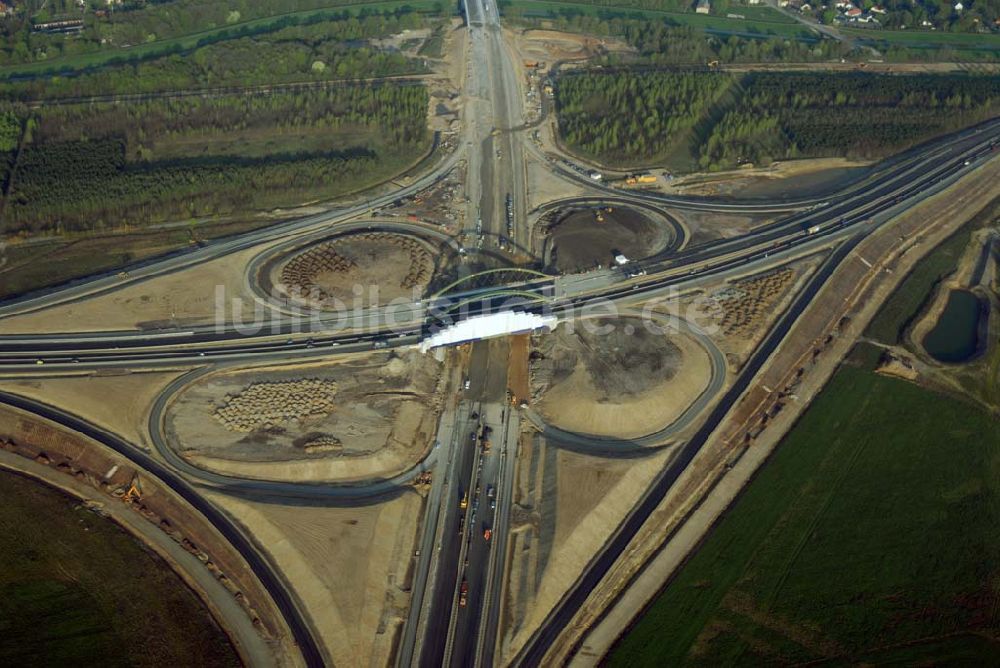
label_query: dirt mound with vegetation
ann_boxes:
[275,232,435,306]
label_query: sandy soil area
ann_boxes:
[206,488,422,667]
[500,431,674,663]
[662,157,872,199]
[0,243,268,333]
[689,256,821,364]
[526,157,589,212]
[531,317,712,439]
[0,369,188,447]
[165,351,444,483]
[513,28,634,63]
[673,209,776,245]
[266,232,437,308]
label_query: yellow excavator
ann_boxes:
[123,476,142,504]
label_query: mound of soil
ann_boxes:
[547,206,669,273]
[538,317,681,401]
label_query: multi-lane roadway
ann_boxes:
[1,3,998,667]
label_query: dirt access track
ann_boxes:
[164,351,445,483]
[530,316,712,439]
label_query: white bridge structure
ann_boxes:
[418,311,559,353]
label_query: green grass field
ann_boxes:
[610,357,1000,665]
[0,471,239,666]
[844,26,1000,51]
[0,0,443,81]
[505,0,810,37]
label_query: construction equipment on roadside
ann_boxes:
[123,476,142,504]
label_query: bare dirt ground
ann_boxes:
[267,232,438,308]
[530,317,711,438]
[544,206,671,273]
[165,351,444,483]
[661,158,872,199]
[387,169,466,230]
[0,369,188,448]
[670,209,774,245]
[0,243,267,333]
[205,487,422,667]
[512,28,634,64]
[499,431,674,664]
[526,156,589,212]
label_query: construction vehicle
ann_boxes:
[123,476,142,504]
[460,493,469,510]
[459,580,469,607]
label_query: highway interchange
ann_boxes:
[0,0,999,666]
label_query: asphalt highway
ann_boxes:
[512,230,865,668]
[1,118,995,369]
[1,4,999,667]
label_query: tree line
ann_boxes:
[556,71,731,163]
[4,84,430,234]
[555,70,1000,169]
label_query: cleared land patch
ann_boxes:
[530,316,711,438]
[544,204,672,272]
[165,351,443,482]
[271,232,437,307]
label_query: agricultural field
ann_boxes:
[505,0,1000,63]
[0,8,442,99]
[609,356,1000,665]
[555,70,1000,169]
[0,0,446,73]
[610,194,1000,665]
[0,84,429,237]
[0,470,238,667]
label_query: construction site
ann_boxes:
[541,204,676,273]
[163,351,446,482]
